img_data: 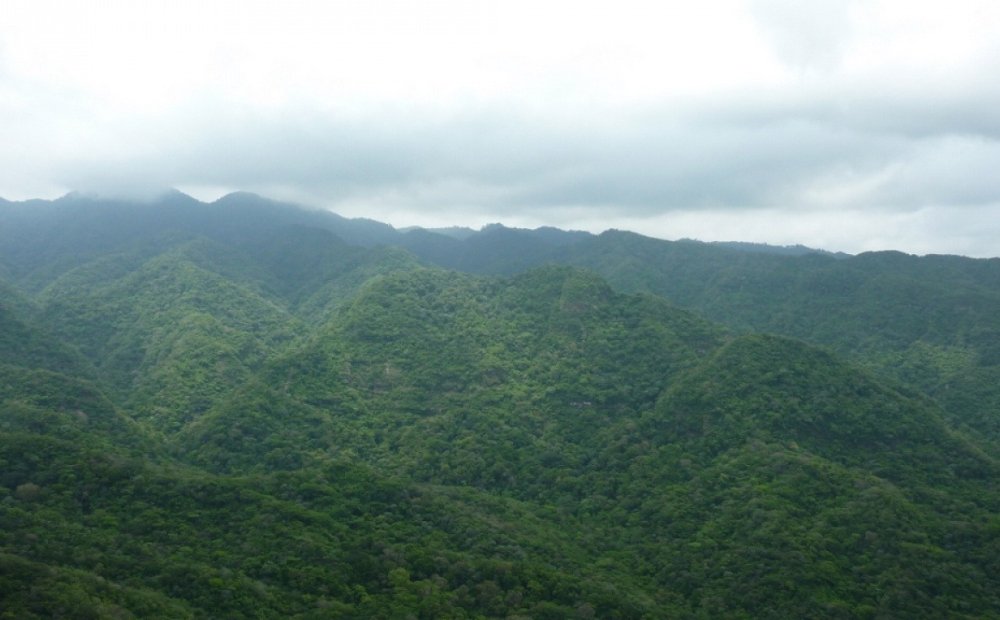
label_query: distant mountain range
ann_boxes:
[1,190,997,617]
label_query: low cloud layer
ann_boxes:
[3,1,1000,256]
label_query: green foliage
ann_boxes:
[37,248,302,431]
[652,335,995,486]
[0,552,195,619]
[1,195,998,617]
[0,365,149,453]
[548,233,1000,448]
[0,293,92,378]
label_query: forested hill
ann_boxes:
[1,192,998,617]
[4,192,999,444]
[545,232,1000,446]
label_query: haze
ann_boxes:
[3,0,1000,256]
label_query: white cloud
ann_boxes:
[2,0,1000,255]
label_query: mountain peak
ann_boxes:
[213,191,271,205]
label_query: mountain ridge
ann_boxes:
[1,190,998,617]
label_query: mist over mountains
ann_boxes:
[1,191,998,617]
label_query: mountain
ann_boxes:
[538,231,1000,448]
[392,219,1000,450]
[0,191,400,292]
[0,292,92,379]
[710,240,851,258]
[177,266,726,481]
[367,215,1000,451]
[1,192,998,617]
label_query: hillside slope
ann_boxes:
[1,193,998,617]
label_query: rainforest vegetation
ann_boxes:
[0,191,997,618]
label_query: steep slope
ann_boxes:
[246,227,422,323]
[0,294,92,379]
[593,334,999,617]
[0,277,38,321]
[651,334,993,485]
[177,266,726,488]
[173,267,999,617]
[0,191,400,291]
[538,231,1000,447]
[0,275,150,453]
[3,268,673,617]
[3,193,1000,617]
[390,224,1000,447]
[36,248,302,431]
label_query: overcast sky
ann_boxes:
[3,1,1000,256]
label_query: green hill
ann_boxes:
[1,193,998,617]
[36,247,301,432]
